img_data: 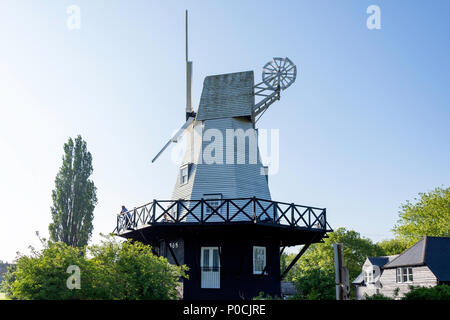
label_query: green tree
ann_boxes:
[393,187,450,244]
[49,135,97,247]
[0,264,16,298]
[377,238,409,255]
[296,228,383,279]
[1,236,188,300]
[292,268,335,300]
[288,228,383,299]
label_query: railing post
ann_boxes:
[252,196,256,223]
[273,202,277,222]
[176,200,180,222]
[308,208,311,228]
[323,208,327,229]
[226,199,229,222]
[152,199,156,223]
[201,198,204,223]
[117,215,120,233]
[133,208,136,228]
[291,203,294,226]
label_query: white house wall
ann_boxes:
[356,265,438,300]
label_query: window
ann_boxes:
[201,247,220,288]
[365,270,374,283]
[408,268,413,282]
[253,246,266,275]
[363,269,375,284]
[396,267,413,283]
[204,194,222,215]
[180,165,189,185]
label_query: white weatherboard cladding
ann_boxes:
[171,118,271,222]
[170,71,272,222]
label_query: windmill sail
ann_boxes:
[151,116,194,163]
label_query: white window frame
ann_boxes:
[253,246,267,275]
[203,194,223,215]
[364,270,374,283]
[180,164,189,185]
[396,267,413,283]
[200,247,220,289]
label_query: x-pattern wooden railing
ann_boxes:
[114,197,331,234]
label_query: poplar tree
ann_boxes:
[49,135,97,247]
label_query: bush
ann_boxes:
[402,285,450,300]
[1,236,188,300]
[291,268,335,300]
[364,293,392,300]
[252,291,281,300]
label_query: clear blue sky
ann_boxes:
[1,1,449,262]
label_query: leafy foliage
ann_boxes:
[295,228,383,280]
[286,227,383,299]
[292,268,335,300]
[364,293,392,300]
[49,135,97,247]
[1,236,188,300]
[393,187,450,244]
[0,264,17,298]
[252,291,281,300]
[377,238,410,255]
[402,285,450,300]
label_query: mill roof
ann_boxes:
[196,71,254,121]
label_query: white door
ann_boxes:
[201,247,220,288]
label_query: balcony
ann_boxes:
[114,197,332,236]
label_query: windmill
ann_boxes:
[115,11,332,300]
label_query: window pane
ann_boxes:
[203,249,210,268]
[180,167,188,184]
[254,247,265,273]
[213,249,219,269]
[408,268,413,282]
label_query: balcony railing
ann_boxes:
[114,197,331,234]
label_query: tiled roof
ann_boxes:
[383,237,450,281]
[368,255,398,267]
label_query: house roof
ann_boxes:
[383,237,450,281]
[383,238,426,268]
[424,237,450,281]
[368,255,398,267]
[352,272,364,285]
[196,71,254,121]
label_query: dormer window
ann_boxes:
[180,164,189,185]
[364,270,375,284]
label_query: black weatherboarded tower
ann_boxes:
[114,12,332,300]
